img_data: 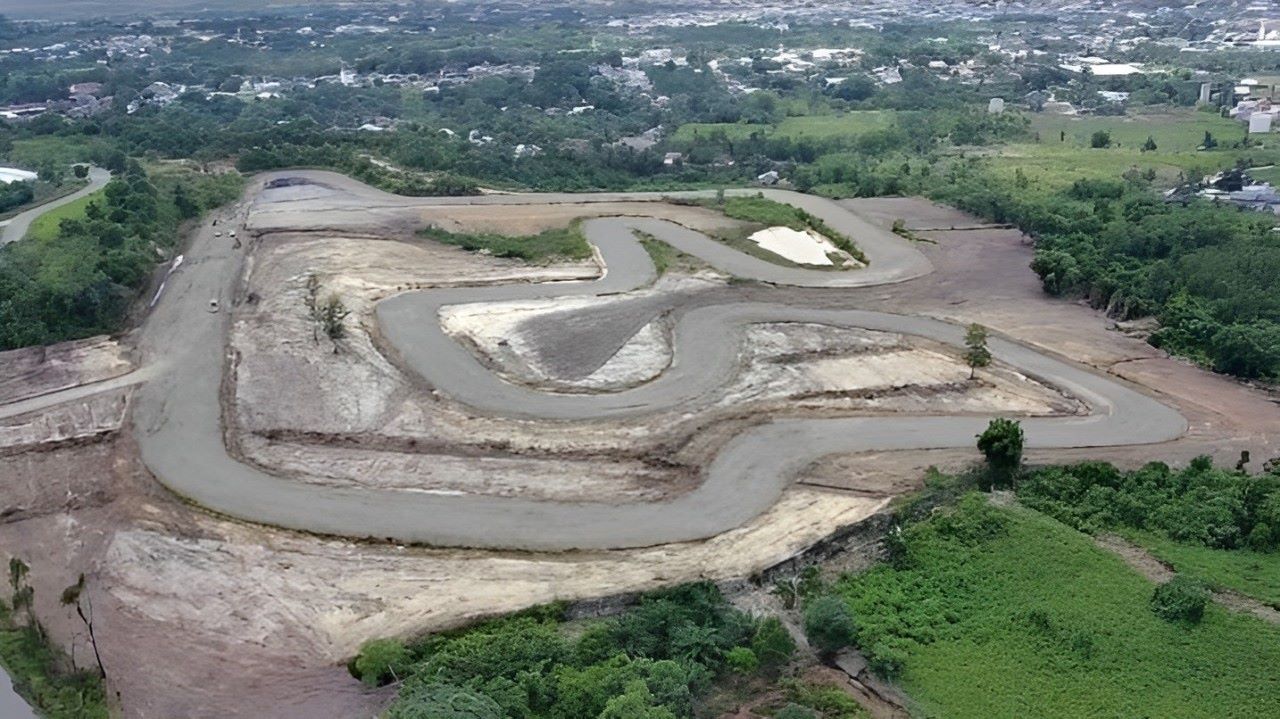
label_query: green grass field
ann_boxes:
[418,222,591,262]
[23,190,102,243]
[1125,530,1280,607]
[7,136,111,170]
[838,499,1280,719]
[990,108,1280,190]
[673,111,894,142]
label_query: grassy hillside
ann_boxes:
[1129,530,1280,606]
[837,497,1280,719]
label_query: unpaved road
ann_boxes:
[117,171,1186,551]
[0,166,110,247]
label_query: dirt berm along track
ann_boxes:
[129,171,1186,551]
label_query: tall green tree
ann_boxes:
[963,323,992,380]
[977,418,1024,490]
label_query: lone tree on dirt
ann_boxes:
[977,418,1024,490]
[302,273,352,351]
[318,295,352,347]
[61,574,106,679]
[963,323,992,380]
[8,558,36,635]
[303,273,322,344]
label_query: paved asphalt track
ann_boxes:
[0,166,111,247]
[2,170,1185,550]
[113,171,1186,550]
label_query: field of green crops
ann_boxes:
[988,108,1280,191]
[673,111,894,142]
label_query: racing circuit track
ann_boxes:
[111,172,1188,550]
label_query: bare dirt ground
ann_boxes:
[3,193,1278,717]
[2,431,889,718]
[231,200,1077,504]
[839,196,1280,471]
[0,389,128,454]
[0,336,133,405]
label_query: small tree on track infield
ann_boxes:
[302,273,352,352]
[318,294,352,349]
[964,323,992,380]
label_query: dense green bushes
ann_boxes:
[360,583,797,719]
[1150,576,1210,624]
[976,417,1024,490]
[0,180,33,214]
[802,597,855,657]
[1019,459,1280,551]
[0,161,242,349]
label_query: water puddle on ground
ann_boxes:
[0,668,36,719]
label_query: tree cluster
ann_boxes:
[356,583,797,719]
[1019,457,1280,551]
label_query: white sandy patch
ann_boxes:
[0,167,37,184]
[577,319,670,389]
[749,226,839,266]
[806,349,967,389]
[439,272,721,389]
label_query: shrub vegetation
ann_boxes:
[365,583,800,718]
[836,495,1280,718]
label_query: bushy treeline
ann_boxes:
[839,494,1012,676]
[356,583,797,719]
[235,141,478,197]
[0,161,242,349]
[930,166,1280,380]
[1019,458,1280,552]
[0,180,34,214]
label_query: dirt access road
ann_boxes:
[112,171,1184,550]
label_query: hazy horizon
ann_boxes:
[1,0,346,21]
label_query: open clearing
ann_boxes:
[2,176,1277,716]
[674,111,894,142]
[989,108,1280,190]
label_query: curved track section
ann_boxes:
[132,178,1186,550]
[0,166,111,247]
